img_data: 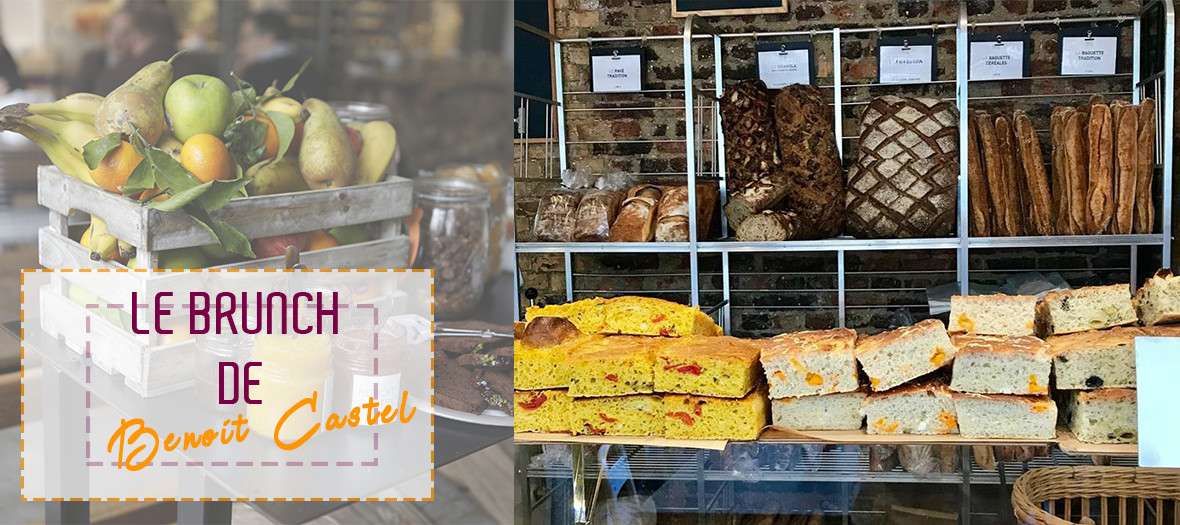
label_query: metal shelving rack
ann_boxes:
[515,1,1176,332]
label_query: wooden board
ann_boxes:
[514,432,729,450]
[1056,428,1138,457]
[37,165,414,251]
[671,0,788,17]
[515,427,1057,449]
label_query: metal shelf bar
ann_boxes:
[1163,0,1176,266]
[969,15,1134,28]
[967,234,1166,248]
[957,1,971,296]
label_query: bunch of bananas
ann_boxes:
[0,94,129,262]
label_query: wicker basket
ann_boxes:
[1012,467,1180,524]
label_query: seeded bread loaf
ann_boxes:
[719,79,778,184]
[771,391,867,431]
[864,379,958,435]
[735,209,803,242]
[571,394,664,436]
[655,336,762,398]
[948,294,1039,336]
[966,110,992,236]
[952,393,1057,439]
[774,84,844,238]
[760,328,860,398]
[1134,269,1180,326]
[949,335,1052,395]
[513,389,572,433]
[1064,388,1138,444]
[995,115,1025,236]
[1037,284,1137,335]
[663,384,769,440]
[1048,327,1140,390]
[856,319,956,392]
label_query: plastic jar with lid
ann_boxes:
[330,324,407,425]
[412,176,490,318]
[194,327,254,413]
[246,333,333,444]
[434,163,508,285]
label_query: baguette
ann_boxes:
[995,116,1024,236]
[1014,110,1054,235]
[966,114,991,236]
[1111,104,1138,234]
[978,112,1018,236]
[1050,107,1071,234]
[1086,103,1114,234]
[1135,98,1156,234]
[608,185,662,242]
[1064,111,1090,235]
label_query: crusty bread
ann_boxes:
[967,113,991,236]
[1134,99,1156,234]
[1087,103,1114,233]
[1134,269,1180,326]
[735,209,802,242]
[1015,110,1054,235]
[1064,388,1137,444]
[1050,107,1072,234]
[995,115,1025,236]
[1037,284,1137,335]
[1047,327,1140,390]
[856,319,956,392]
[979,112,1019,236]
[1065,111,1090,235]
[1139,324,1180,337]
[949,335,1052,395]
[608,185,661,242]
[948,294,1039,336]
[863,379,958,435]
[1111,102,1138,234]
[952,393,1057,439]
[760,328,859,398]
[772,391,866,431]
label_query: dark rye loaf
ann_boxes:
[773,84,844,238]
[719,79,778,184]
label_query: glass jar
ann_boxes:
[331,329,406,425]
[246,333,333,444]
[194,328,254,413]
[412,177,490,318]
[434,163,508,285]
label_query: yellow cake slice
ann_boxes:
[570,394,663,436]
[526,296,722,337]
[566,335,662,397]
[662,384,769,440]
[514,333,597,391]
[654,336,762,397]
[513,389,572,433]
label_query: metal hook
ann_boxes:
[1085,29,1094,40]
[809,28,817,42]
[612,49,620,58]
[780,44,789,55]
[1020,20,1028,33]
[753,31,758,44]
[902,38,910,50]
[995,34,1004,46]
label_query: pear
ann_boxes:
[298,98,356,189]
[94,53,179,145]
[246,157,309,195]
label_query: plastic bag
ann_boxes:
[898,445,940,477]
[720,443,762,482]
[868,445,899,472]
[528,444,573,469]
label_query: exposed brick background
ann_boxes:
[515,0,1173,331]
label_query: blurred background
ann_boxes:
[0,0,512,523]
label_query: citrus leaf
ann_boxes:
[148,181,213,212]
[224,117,269,167]
[195,177,252,211]
[121,158,155,195]
[127,124,151,157]
[82,133,123,170]
[186,205,255,258]
[144,149,202,194]
[265,110,295,162]
[280,58,313,94]
[230,73,257,115]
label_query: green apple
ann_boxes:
[328,225,370,245]
[199,243,235,261]
[159,248,209,269]
[164,74,234,142]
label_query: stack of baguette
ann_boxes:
[967,97,1156,237]
[532,183,719,242]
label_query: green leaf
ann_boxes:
[82,133,124,170]
[143,149,202,194]
[230,73,258,115]
[196,177,252,211]
[265,110,295,162]
[127,124,150,157]
[224,117,269,168]
[186,205,255,258]
[148,181,213,211]
[121,158,155,195]
[280,58,313,94]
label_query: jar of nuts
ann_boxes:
[412,177,490,318]
[434,163,508,286]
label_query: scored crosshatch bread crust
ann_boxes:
[513,389,572,433]
[565,335,663,397]
[760,328,859,398]
[948,294,1039,336]
[863,379,958,435]
[570,394,664,436]
[662,384,769,440]
[1047,327,1140,390]
[525,296,723,337]
[1038,284,1137,335]
[855,319,956,392]
[771,391,867,431]
[655,336,762,398]
[951,393,1057,439]
[1134,269,1180,326]
[1065,388,1138,444]
[949,335,1052,395]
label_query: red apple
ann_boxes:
[345,126,362,155]
[251,232,311,259]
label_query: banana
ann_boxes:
[117,239,134,261]
[355,120,396,185]
[86,216,119,261]
[23,113,101,157]
[24,93,103,125]
[4,123,96,184]
[259,95,308,124]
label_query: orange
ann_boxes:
[139,186,168,202]
[245,115,279,160]
[180,134,235,183]
[90,141,143,193]
[308,230,340,251]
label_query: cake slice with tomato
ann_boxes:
[654,336,762,398]
[565,335,663,397]
[662,384,768,440]
[513,389,572,433]
[570,394,663,436]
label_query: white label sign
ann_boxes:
[969,40,1025,80]
[592,54,642,93]
[879,45,934,84]
[1061,36,1117,75]
[1135,336,1180,468]
[758,48,811,88]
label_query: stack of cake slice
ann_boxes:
[513,317,591,433]
[857,319,960,435]
[1048,327,1140,444]
[761,328,866,431]
[655,336,767,440]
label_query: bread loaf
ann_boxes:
[735,210,802,241]
[719,80,778,184]
[608,185,661,242]
[653,184,720,242]
[1051,107,1071,234]
[967,114,991,236]
[1134,98,1156,234]
[725,174,789,228]
[1111,103,1138,234]
[694,184,719,240]
[978,112,1018,236]
[1064,111,1090,234]
[533,190,583,242]
[995,115,1025,236]
[774,84,844,238]
[1014,110,1054,235]
[845,96,958,238]
[1087,103,1114,234]
[573,189,623,242]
